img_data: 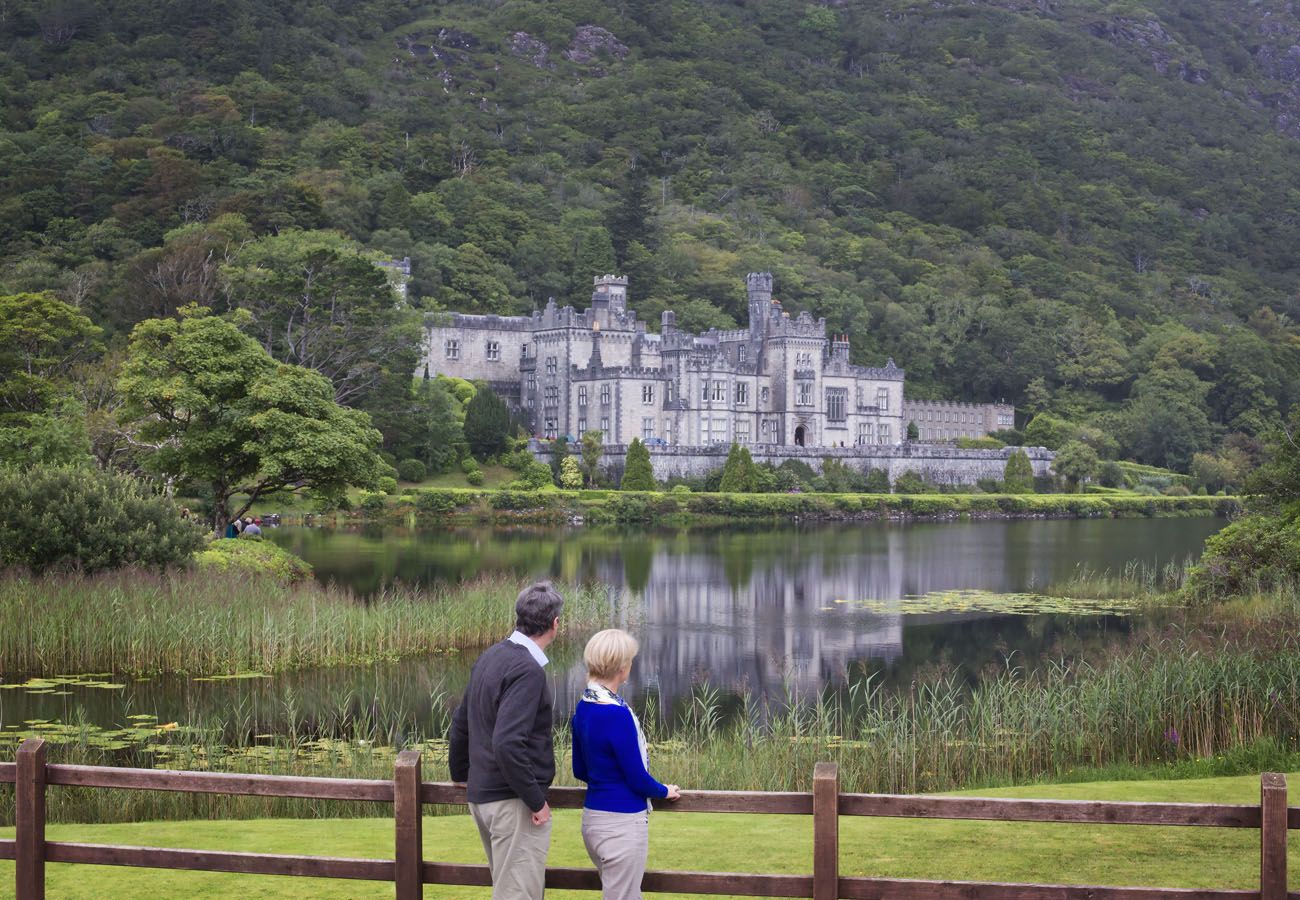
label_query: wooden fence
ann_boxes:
[0,738,1295,899]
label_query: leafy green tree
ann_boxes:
[221,230,418,405]
[1117,368,1216,471]
[559,455,583,489]
[1003,450,1035,494]
[1023,414,1076,450]
[463,385,511,461]
[1098,460,1126,489]
[621,438,657,490]
[118,309,383,531]
[906,421,919,441]
[719,443,758,493]
[1052,441,1099,492]
[580,430,604,487]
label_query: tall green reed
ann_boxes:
[0,569,621,676]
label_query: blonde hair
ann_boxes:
[584,629,639,680]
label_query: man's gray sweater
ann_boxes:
[448,639,555,812]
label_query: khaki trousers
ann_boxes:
[581,808,650,900]
[469,798,553,900]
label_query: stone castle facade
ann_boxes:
[420,273,917,449]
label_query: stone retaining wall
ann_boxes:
[531,441,1054,485]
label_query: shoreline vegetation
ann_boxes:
[264,486,1239,527]
[0,570,618,677]
[3,563,1300,825]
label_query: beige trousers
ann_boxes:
[469,798,553,900]
[581,808,650,900]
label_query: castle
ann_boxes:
[419,273,924,449]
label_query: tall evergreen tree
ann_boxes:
[610,168,655,266]
[621,438,657,490]
[718,443,758,493]
[463,385,510,460]
[1003,450,1035,494]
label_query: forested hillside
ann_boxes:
[3,0,1300,475]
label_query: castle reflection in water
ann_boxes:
[551,520,1167,711]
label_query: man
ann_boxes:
[449,581,564,900]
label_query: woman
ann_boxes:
[572,629,681,900]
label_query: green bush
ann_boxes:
[396,459,427,483]
[0,466,203,574]
[489,491,557,511]
[893,470,928,494]
[414,489,462,515]
[377,476,399,495]
[461,457,481,474]
[863,469,891,493]
[508,458,556,490]
[193,538,313,583]
[358,491,388,514]
[1187,515,1300,597]
[466,469,485,486]
[669,484,692,496]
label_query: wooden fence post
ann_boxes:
[394,749,424,900]
[1260,772,1287,900]
[16,738,47,900]
[813,762,839,900]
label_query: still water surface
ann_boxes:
[1,518,1224,739]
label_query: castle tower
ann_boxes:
[746,272,773,337]
[591,274,628,314]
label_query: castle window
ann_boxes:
[544,386,559,407]
[527,375,537,392]
[521,343,528,357]
[642,384,655,405]
[826,388,847,422]
[546,356,557,375]
[701,381,710,402]
[544,418,557,439]
[642,417,655,440]
[666,382,674,404]
[877,424,892,445]
[857,423,871,446]
[711,381,726,402]
[877,388,890,411]
[736,419,751,443]
[795,351,811,369]
[444,339,459,360]
[797,382,812,406]
[578,417,588,434]
[486,340,500,361]
[738,345,747,364]
[760,386,770,404]
[600,416,610,433]
[600,384,612,405]
[735,383,748,405]
[578,385,588,407]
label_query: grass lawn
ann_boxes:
[1,773,1296,897]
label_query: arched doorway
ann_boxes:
[794,425,806,447]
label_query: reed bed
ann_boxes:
[5,626,1300,825]
[0,569,620,676]
[639,636,1300,796]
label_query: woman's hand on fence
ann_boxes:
[665,784,682,801]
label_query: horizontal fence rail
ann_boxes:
[2,738,1296,900]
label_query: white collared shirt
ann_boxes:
[507,630,549,668]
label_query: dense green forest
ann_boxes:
[3,0,1300,478]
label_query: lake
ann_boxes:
[0,517,1224,742]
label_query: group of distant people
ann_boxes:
[451,582,680,900]
[223,516,263,539]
